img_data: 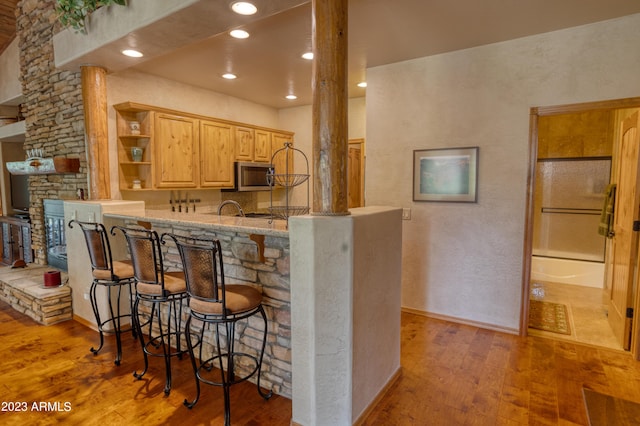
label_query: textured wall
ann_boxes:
[365,14,640,331]
[17,0,87,265]
[0,38,21,104]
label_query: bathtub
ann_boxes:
[530,255,605,288]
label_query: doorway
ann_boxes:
[523,97,640,358]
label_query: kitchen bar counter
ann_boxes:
[104,209,289,237]
[101,208,293,398]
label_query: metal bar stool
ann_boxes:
[112,225,187,395]
[68,220,136,366]
[163,233,271,426]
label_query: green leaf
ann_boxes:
[56,0,127,34]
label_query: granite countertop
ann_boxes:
[103,209,289,237]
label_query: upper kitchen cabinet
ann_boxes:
[200,120,234,188]
[155,113,198,188]
[234,126,255,162]
[254,129,272,163]
[271,132,295,175]
[235,126,272,163]
[114,102,294,191]
[115,103,153,190]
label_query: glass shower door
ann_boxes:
[532,158,611,262]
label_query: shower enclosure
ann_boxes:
[531,158,611,287]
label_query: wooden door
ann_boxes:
[348,139,365,208]
[200,120,234,187]
[609,111,640,350]
[155,113,198,187]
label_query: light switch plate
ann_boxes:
[402,208,411,220]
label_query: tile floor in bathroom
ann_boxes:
[529,280,624,351]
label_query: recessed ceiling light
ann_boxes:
[231,2,257,15]
[122,49,143,58]
[357,82,367,88]
[222,73,237,80]
[301,52,313,60]
[285,95,297,100]
[229,29,250,39]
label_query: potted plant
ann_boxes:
[56,0,127,33]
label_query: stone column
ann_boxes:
[81,65,111,200]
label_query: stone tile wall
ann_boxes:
[16,0,88,265]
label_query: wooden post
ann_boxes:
[81,66,111,200]
[312,0,349,215]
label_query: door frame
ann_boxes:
[348,138,365,207]
[522,96,640,359]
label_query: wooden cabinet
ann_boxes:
[271,132,295,176]
[155,113,198,188]
[254,130,272,163]
[114,102,294,191]
[0,216,32,266]
[115,105,153,190]
[235,126,255,162]
[200,120,235,188]
[236,126,273,163]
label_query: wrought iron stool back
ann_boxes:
[112,225,187,395]
[68,220,136,366]
[164,233,272,426]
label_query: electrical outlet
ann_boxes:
[402,208,411,220]
[84,293,89,300]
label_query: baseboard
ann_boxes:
[353,367,402,425]
[289,367,402,426]
[73,314,99,332]
[402,307,519,335]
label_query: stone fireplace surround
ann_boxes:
[0,264,71,325]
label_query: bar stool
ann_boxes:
[68,220,136,366]
[163,233,271,426]
[112,225,187,395]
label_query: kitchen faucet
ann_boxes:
[217,200,245,217]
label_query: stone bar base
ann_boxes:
[0,265,72,325]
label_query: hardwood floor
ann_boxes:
[1,300,640,425]
[0,301,290,426]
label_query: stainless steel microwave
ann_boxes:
[224,161,273,192]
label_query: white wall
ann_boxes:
[106,69,281,202]
[290,206,402,425]
[278,97,366,208]
[366,14,640,331]
[0,38,22,104]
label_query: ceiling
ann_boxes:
[5,1,640,109]
[0,0,17,54]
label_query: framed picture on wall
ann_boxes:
[413,146,478,202]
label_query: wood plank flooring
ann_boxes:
[362,313,640,425]
[1,300,640,425]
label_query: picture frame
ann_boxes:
[413,146,478,202]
